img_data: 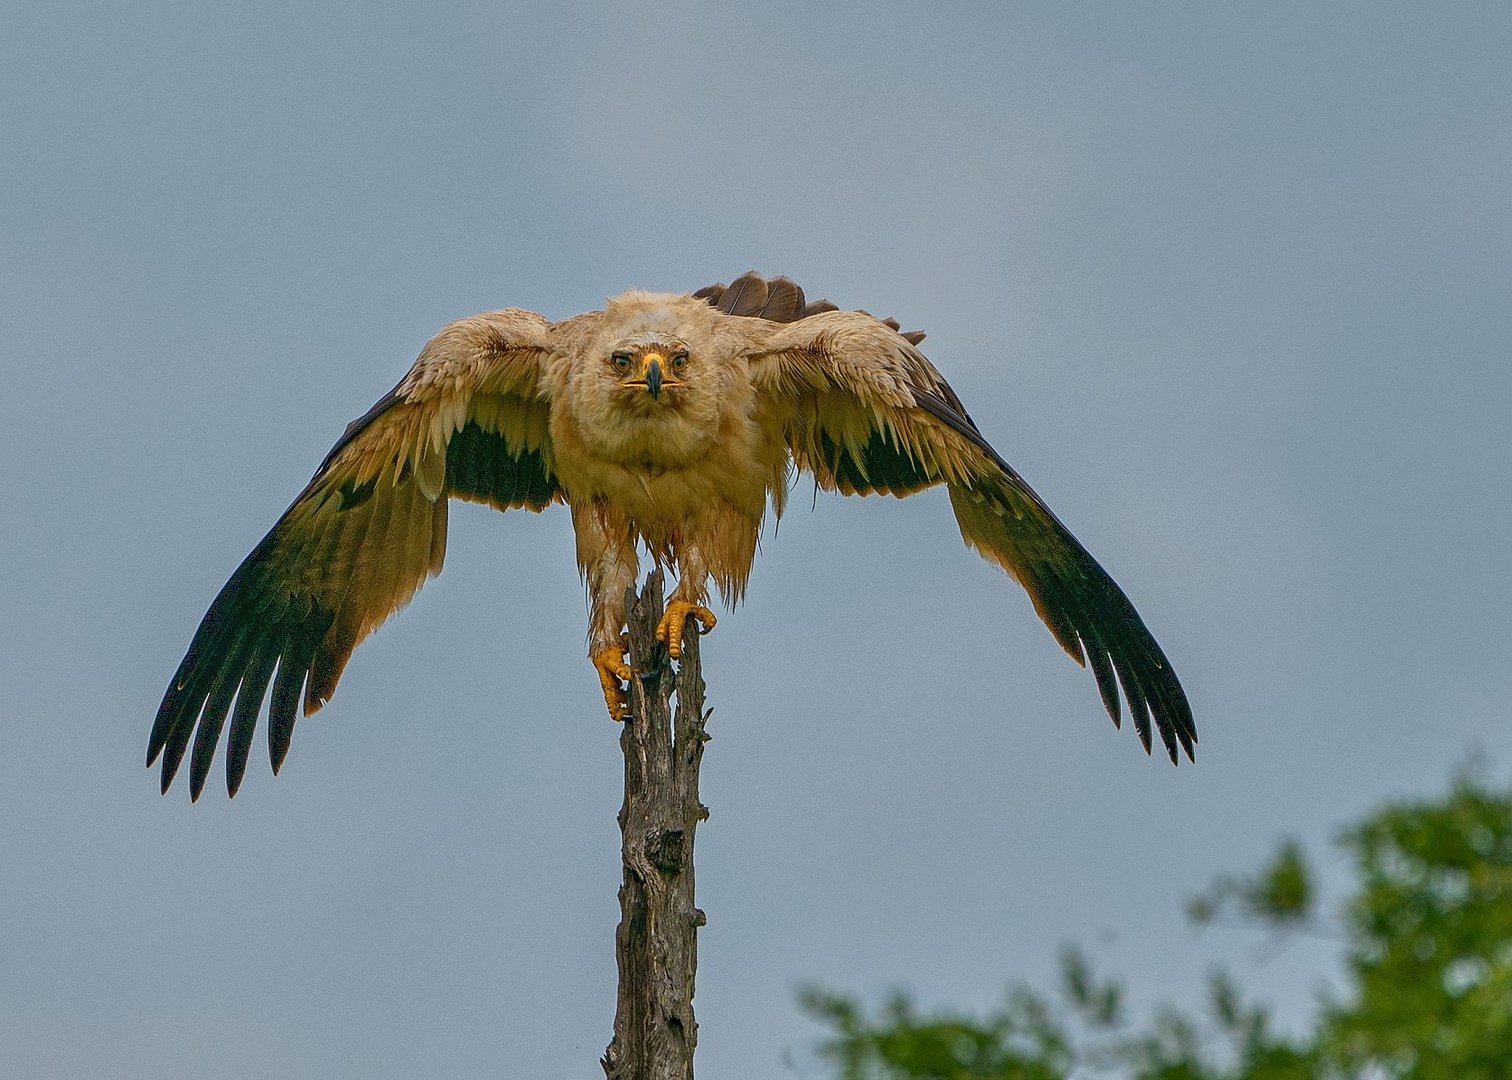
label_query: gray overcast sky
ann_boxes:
[3,2,1509,1076]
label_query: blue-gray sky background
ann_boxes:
[3,3,1509,1076]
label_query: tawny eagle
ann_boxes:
[150,272,1195,800]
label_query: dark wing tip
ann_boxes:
[924,386,1194,763]
[150,535,335,798]
[1080,609,1194,763]
[1063,570,1195,765]
[997,503,1196,765]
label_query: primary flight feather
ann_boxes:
[150,272,1195,800]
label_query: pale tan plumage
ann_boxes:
[150,273,1195,800]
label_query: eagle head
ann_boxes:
[554,292,737,466]
[608,338,689,407]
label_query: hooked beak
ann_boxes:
[622,352,682,400]
[644,355,664,400]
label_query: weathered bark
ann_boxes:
[601,571,710,1080]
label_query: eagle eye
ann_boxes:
[611,353,632,371]
[671,352,688,368]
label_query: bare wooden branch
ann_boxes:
[602,571,711,1080]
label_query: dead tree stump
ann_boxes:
[601,571,710,1080]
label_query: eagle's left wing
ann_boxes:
[742,307,1196,763]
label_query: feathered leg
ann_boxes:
[575,503,640,718]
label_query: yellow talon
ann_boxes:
[655,599,717,659]
[593,644,633,720]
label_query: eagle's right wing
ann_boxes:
[149,309,560,800]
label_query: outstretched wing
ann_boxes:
[743,306,1195,763]
[149,309,560,800]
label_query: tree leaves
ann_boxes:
[803,766,1512,1080]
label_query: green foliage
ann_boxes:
[803,949,1312,1080]
[799,983,1073,1080]
[1187,837,1314,931]
[803,768,1512,1080]
[1326,769,1512,1079]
